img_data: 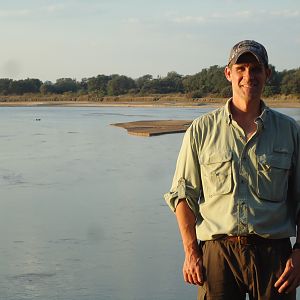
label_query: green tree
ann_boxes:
[87,75,112,95]
[182,65,229,96]
[107,75,136,95]
[136,74,153,92]
[9,78,42,95]
[40,81,56,94]
[139,72,184,94]
[54,78,79,94]
[0,78,13,95]
[263,65,281,97]
[280,68,300,95]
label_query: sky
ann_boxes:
[0,0,299,82]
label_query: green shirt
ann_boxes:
[164,99,300,240]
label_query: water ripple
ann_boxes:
[11,272,56,281]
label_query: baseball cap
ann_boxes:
[227,40,268,67]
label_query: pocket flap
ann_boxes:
[200,151,232,164]
[258,153,291,169]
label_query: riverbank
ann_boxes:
[0,94,300,108]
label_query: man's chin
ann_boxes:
[242,90,262,101]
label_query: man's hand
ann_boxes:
[183,246,204,285]
[274,250,300,294]
[175,200,204,285]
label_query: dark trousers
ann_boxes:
[197,238,296,300]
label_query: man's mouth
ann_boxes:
[241,84,257,89]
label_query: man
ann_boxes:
[164,40,300,299]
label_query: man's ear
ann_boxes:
[224,66,232,82]
[265,67,272,82]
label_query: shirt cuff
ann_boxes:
[164,178,200,217]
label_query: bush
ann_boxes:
[190,89,205,98]
[220,86,232,98]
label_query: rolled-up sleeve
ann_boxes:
[164,123,201,218]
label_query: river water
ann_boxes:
[0,105,299,300]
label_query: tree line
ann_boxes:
[0,65,299,98]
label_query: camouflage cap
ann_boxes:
[227,40,268,67]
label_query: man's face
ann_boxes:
[224,53,271,103]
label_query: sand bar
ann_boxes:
[113,118,300,137]
[111,120,192,136]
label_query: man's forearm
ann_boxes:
[175,199,204,285]
[175,199,198,252]
[274,214,300,293]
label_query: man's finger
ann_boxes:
[277,278,295,294]
[284,278,298,294]
[276,271,297,294]
[183,267,202,285]
[195,257,204,283]
[188,273,196,285]
[195,265,203,285]
[196,271,203,285]
[183,269,189,283]
[274,267,292,288]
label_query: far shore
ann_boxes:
[1,101,300,109]
[1,94,300,108]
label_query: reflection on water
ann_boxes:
[0,106,299,300]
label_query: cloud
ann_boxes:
[269,9,300,18]
[0,4,65,18]
[0,4,66,19]
[172,15,206,24]
[234,10,253,18]
[42,4,65,14]
[210,10,253,19]
[166,10,249,24]
[165,11,206,24]
[0,9,31,17]
[166,8,299,26]
[125,17,140,24]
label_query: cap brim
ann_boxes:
[228,50,264,66]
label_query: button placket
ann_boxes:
[238,141,250,235]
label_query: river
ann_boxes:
[0,106,299,299]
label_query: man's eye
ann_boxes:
[253,67,263,72]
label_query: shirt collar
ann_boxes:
[255,100,269,129]
[224,98,233,125]
[224,98,269,127]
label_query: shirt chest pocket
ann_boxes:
[200,151,233,197]
[257,152,292,202]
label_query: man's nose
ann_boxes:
[244,68,255,80]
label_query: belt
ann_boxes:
[220,235,289,245]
